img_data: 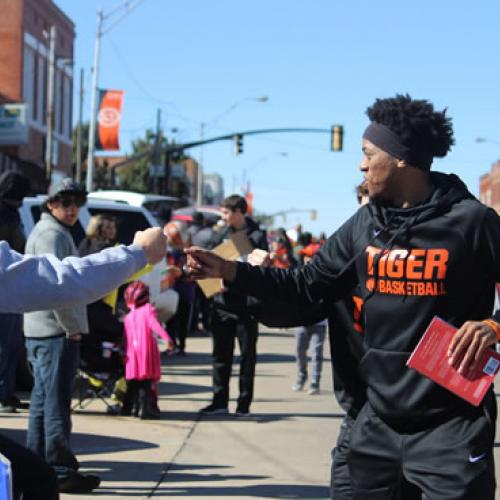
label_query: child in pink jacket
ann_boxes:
[122,281,174,419]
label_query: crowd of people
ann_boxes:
[1,93,500,499]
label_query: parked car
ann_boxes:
[87,190,186,225]
[16,196,178,389]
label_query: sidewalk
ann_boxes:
[4,327,500,499]
[1,326,338,499]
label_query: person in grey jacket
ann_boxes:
[23,178,95,494]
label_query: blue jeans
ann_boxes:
[26,336,80,479]
[295,322,326,385]
[0,313,23,401]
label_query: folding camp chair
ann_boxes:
[72,344,124,413]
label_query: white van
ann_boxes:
[87,190,185,225]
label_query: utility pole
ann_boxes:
[75,67,84,184]
[45,25,56,185]
[154,108,162,194]
[197,122,205,205]
[85,9,103,193]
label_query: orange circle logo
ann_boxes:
[98,107,120,127]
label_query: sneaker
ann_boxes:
[292,379,306,392]
[0,401,16,413]
[234,407,251,417]
[308,384,320,395]
[8,395,29,410]
[7,395,21,408]
[199,403,228,415]
[58,473,101,493]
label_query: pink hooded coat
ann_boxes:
[123,303,172,381]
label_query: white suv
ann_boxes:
[87,190,185,225]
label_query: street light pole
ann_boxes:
[85,0,146,192]
[75,67,84,184]
[85,9,103,192]
[45,25,56,185]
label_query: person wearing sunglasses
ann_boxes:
[22,178,102,494]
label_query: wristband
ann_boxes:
[482,319,500,342]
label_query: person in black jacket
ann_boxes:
[200,194,268,416]
[0,171,30,412]
[187,95,500,499]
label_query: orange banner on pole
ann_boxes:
[96,89,124,151]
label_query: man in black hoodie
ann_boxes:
[187,95,500,499]
[200,194,268,416]
[0,171,30,412]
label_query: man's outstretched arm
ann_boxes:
[0,227,167,313]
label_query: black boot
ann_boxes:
[138,387,160,420]
[124,380,139,417]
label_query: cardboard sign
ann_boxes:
[197,231,253,298]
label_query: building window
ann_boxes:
[23,46,35,121]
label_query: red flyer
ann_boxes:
[407,316,500,406]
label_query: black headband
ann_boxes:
[363,122,433,170]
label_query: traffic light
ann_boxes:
[310,209,317,221]
[331,125,343,151]
[234,134,243,155]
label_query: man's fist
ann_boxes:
[133,227,167,264]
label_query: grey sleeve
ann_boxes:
[0,242,147,313]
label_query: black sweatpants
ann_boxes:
[349,396,496,500]
[211,314,258,411]
[167,298,191,352]
[0,432,59,499]
[331,414,421,500]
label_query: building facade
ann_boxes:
[203,172,224,206]
[479,160,500,214]
[0,0,74,192]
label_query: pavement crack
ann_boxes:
[147,410,202,497]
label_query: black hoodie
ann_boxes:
[211,216,268,320]
[232,172,500,423]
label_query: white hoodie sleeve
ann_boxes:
[0,241,147,313]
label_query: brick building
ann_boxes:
[479,160,500,214]
[0,0,74,192]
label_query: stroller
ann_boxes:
[72,300,125,413]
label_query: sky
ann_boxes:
[57,0,500,236]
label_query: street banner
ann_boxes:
[95,89,124,151]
